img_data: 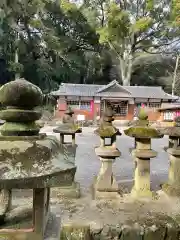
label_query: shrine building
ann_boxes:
[51,80,178,121]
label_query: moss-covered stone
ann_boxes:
[0,122,40,136]
[0,79,43,109]
[0,109,41,122]
[95,106,121,138]
[124,127,163,138]
[94,126,118,138]
[53,124,82,134]
[159,126,180,137]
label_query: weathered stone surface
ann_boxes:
[124,127,163,139]
[0,136,76,189]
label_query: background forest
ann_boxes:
[0,0,180,95]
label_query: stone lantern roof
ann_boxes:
[124,109,163,139]
[159,117,180,137]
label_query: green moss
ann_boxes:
[0,122,40,136]
[95,126,117,137]
[0,109,41,122]
[54,124,82,134]
[124,127,163,138]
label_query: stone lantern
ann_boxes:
[53,106,82,198]
[124,110,163,198]
[0,79,76,239]
[93,107,121,199]
[161,117,180,196]
[157,118,178,151]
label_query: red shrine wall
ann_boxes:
[54,96,161,121]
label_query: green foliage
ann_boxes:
[0,0,100,90]
[0,0,178,93]
[84,0,179,86]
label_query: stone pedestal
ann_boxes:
[131,138,157,198]
[93,147,120,199]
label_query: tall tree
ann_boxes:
[82,0,180,86]
[0,0,100,90]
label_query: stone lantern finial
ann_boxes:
[124,113,163,198]
[0,78,43,136]
[132,108,149,127]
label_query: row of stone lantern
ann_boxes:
[50,103,180,200]
[92,107,180,200]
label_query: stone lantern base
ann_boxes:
[93,147,121,200]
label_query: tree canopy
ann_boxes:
[0,0,179,93]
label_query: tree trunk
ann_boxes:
[172,54,180,96]
[119,50,132,86]
[15,49,20,80]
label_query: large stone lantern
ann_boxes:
[0,79,76,240]
[124,110,163,198]
[93,107,121,199]
[53,107,82,198]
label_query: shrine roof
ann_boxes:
[51,80,177,100]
